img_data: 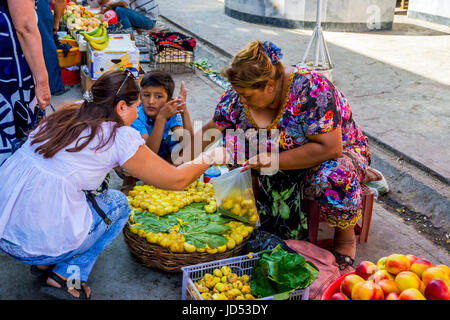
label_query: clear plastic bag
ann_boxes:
[211,168,260,226]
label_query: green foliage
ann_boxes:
[133,202,231,249]
[250,245,319,299]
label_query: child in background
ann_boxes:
[120,70,194,193]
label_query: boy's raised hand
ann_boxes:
[176,81,188,113]
[158,98,185,120]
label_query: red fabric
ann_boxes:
[284,239,354,300]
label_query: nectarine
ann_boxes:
[422,266,450,286]
[399,288,426,300]
[385,254,410,275]
[395,271,422,292]
[355,261,379,280]
[410,258,433,278]
[340,274,365,298]
[352,281,384,300]
[424,279,450,300]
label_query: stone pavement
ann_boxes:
[1,2,449,300]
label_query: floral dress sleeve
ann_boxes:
[212,89,242,129]
[297,70,342,136]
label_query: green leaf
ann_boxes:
[250,245,320,298]
[279,200,291,219]
[271,190,282,201]
[280,184,296,200]
[271,201,279,217]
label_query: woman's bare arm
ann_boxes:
[122,144,228,190]
[8,0,51,109]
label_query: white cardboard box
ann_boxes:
[87,34,140,80]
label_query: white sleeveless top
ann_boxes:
[0,121,144,256]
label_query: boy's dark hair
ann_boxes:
[140,70,175,99]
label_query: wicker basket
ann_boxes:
[122,223,251,272]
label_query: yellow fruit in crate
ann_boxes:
[233,280,244,290]
[212,293,228,300]
[221,266,232,277]
[183,242,196,253]
[244,294,255,300]
[196,247,206,253]
[227,273,238,283]
[240,274,250,283]
[235,295,245,300]
[201,292,212,300]
[213,269,223,278]
[221,276,228,283]
[214,282,226,292]
[241,285,251,294]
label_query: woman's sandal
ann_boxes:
[332,238,356,270]
[332,251,355,270]
[40,272,91,300]
[30,265,56,280]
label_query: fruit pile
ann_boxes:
[127,182,254,254]
[63,2,102,33]
[194,266,255,300]
[331,253,450,300]
[218,188,259,225]
[81,23,109,51]
[128,181,217,216]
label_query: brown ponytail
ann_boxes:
[31,70,140,158]
[221,40,284,89]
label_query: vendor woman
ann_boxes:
[194,40,371,268]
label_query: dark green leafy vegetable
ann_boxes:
[133,202,232,249]
[251,245,319,299]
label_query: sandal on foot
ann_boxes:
[40,272,91,300]
[30,265,56,279]
[332,251,355,270]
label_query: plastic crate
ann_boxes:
[181,252,309,300]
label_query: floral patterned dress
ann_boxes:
[212,66,371,240]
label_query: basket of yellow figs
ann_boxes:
[123,180,256,272]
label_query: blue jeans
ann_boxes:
[0,190,130,282]
[115,6,155,30]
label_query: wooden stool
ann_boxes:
[305,184,375,245]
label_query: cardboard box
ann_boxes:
[80,64,146,93]
[87,34,140,80]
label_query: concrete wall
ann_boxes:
[224,0,397,31]
[407,0,450,26]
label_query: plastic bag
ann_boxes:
[211,168,260,226]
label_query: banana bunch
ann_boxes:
[81,23,109,51]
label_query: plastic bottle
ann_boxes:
[203,165,221,183]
